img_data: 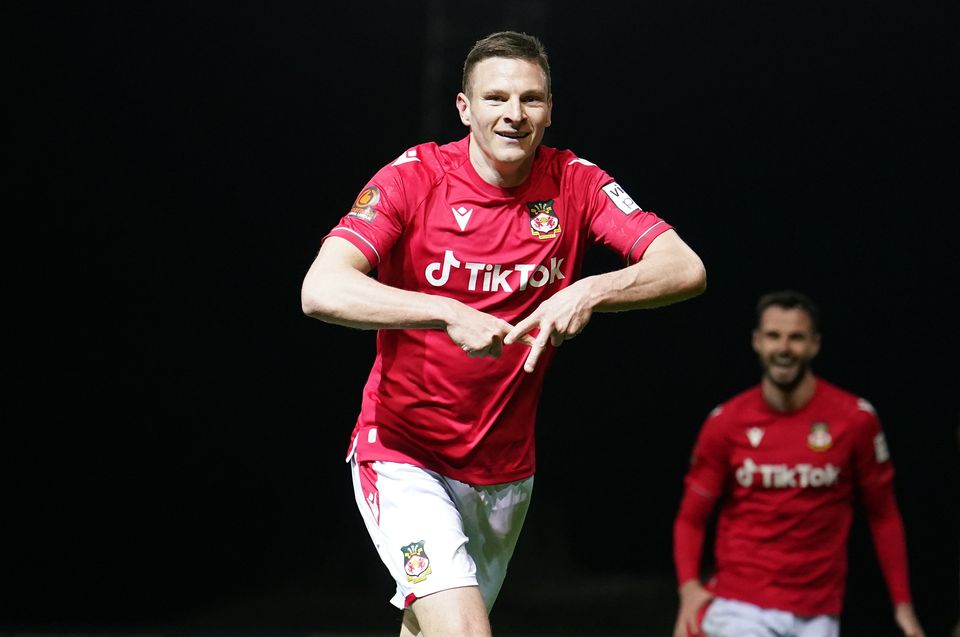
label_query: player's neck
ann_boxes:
[468,142,534,188]
[762,373,816,413]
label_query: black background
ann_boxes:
[10,1,959,635]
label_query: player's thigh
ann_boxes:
[350,460,478,607]
[409,586,492,637]
[444,474,533,610]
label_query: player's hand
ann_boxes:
[445,303,532,358]
[672,580,713,637]
[503,282,593,372]
[894,602,925,637]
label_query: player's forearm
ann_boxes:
[302,263,457,330]
[673,487,713,584]
[861,481,913,604]
[583,248,706,313]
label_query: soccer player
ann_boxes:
[671,290,925,637]
[301,31,706,637]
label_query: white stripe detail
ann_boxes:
[330,226,381,265]
[627,221,665,264]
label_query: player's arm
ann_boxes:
[505,229,705,372]
[301,236,530,357]
[672,482,716,637]
[860,479,926,637]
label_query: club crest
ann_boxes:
[401,540,432,583]
[526,200,562,239]
[807,422,833,451]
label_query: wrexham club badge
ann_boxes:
[401,540,432,583]
[807,422,833,451]
[526,199,562,239]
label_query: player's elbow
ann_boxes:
[301,273,341,320]
[676,254,707,300]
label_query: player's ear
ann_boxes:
[456,92,471,127]
[810,333,822,358]
[546,94,553,128]
[751,328,762,354]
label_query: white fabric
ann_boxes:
[350,458,533,610]
[703,597,839,637]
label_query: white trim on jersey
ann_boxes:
[330,226,381,265]
[627,220,666,264]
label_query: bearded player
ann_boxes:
[672,290,925,637]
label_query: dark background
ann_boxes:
[10,1,958,635]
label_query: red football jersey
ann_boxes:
[326,136,673,484]
[684,378,899,615]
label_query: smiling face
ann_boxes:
[456,56,552,187]
[752,306,821,393]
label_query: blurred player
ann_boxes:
[672,290,924,637]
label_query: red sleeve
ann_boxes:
[673,484,716,585]
[853,403,913,604]
[673,411,727,585]
[861,481,913,604]
[323,155,411,268]
[569,159,673,264]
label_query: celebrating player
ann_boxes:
[302,31,706,637]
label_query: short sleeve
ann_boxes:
[581,170,673,264]
[323,165,407,268]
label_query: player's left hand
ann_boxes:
[894,602,925,637]
[504,281,593,373]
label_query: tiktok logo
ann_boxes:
[424,249,566,292]
[425,250,462,286]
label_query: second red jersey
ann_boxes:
[326,136,673,484]
[684,378,897,615]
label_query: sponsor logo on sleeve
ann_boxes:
[401,540,432,583]
[601,182,641,215]
[874,432,890,463]
[349,186,380,222]
[526,199,562,239]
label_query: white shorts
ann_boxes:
[349,457,533,610]
[702,597,839,637]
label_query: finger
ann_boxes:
[523,336,550,373]
[504,315,537,345]
[489,335,503,358]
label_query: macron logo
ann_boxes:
[392,149,420,166]
[451,206,473,231]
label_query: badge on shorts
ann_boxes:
[807,422,833,451]
[527,200,562,239]
[401,540,433,583]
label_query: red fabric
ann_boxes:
[328,136,672,484]
[861,476,913,603]
[673,485,714,584]
[676,378,912,615]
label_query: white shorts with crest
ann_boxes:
[349,457,533,610]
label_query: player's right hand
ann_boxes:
[672,580,713,637]
[444,303,532,358]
